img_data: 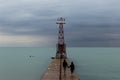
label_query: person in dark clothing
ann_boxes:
[70,61,75,74]
[63,59,68,75]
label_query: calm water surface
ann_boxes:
[0,47,120,80]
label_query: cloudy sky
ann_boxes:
[0,0,120,47]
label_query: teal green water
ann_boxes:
[0,48,120,80]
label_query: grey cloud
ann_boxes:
[0,0,120,47]
[65,23,120,47]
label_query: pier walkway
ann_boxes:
[41,59,80,80]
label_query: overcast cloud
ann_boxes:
[0,0,120,47]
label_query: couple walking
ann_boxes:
[63,59,75,75]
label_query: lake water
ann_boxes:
[0,47,120,80]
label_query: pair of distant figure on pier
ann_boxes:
[63,59,75,75]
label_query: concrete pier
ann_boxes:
[41,59,80,80]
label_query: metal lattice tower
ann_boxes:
[56,17,67,59]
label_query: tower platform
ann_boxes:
[41,59,80,80]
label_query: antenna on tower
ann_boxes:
[56,17,65,24]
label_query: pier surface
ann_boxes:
[41,59,80,80]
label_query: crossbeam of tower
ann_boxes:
[56,17,67,59]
